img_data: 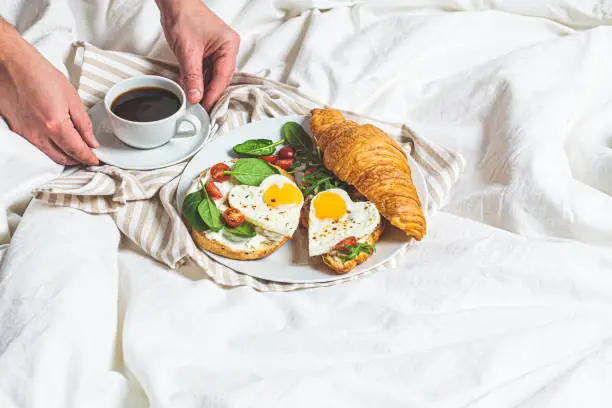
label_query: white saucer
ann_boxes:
[88,100,211,170]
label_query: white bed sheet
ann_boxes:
[2,1,612,407]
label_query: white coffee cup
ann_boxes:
[104,75,202,149]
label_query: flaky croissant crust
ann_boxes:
[310,108,426,240]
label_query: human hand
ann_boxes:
[0,33,99,166]
[157,0,240,111]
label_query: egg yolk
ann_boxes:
[313,191,347,220]
[264,183,303,208]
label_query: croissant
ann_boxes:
[309,108,426,240]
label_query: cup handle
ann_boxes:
[174,112,202,138]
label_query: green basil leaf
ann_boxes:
[283,122,313,153]
[225,158,279,186]
[197,186,224,231]
[182,191,208,232]
[233,138,285,157]
[224,222,257,238]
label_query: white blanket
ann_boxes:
[3,1,612,407]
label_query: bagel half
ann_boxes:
[191,230,289,260]
[186,161,295,260]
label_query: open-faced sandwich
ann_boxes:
[183,158,304,260]
[301,185,385,274]
[183,108,426,274]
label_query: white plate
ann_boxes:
[88,100,211,170]
[177,115,428,284]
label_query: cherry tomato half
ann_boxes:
[260,155,278,163]
[273,158,294,171]
[223,208,245,228]
[334,236,357,253]
[205,180,223,200]
[210,163,231,182]
[278,146,295,159]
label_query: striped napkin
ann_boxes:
[32,42,465,291]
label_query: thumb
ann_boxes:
[178,50,204,104]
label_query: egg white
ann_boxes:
[228,174,303,237]
[308,188,380,256]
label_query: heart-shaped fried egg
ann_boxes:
[228,174,303,237]
[308,188,380,256]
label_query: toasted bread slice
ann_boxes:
[186,161,295,260]
[322,220,385,274]
[299,197,311,229]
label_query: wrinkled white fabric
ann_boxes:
[2,1,612,407]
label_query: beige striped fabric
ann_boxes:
[32,42,465,291]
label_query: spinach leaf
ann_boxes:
[224,222,257,238]
[197,182,224,231]
[283,122,321,170]
[182,191,208,232]
[233,138,285,157]
[338,243,375,261]
[283,122,313,152]
[225,158,279,186]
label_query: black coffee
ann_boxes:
[111,87,180,122]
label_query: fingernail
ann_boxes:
[93,140,100,148]
[189,89,201,99]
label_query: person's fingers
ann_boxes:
[203,48,236,111]
[203,59,213,88]
[43,139,80,165]
[69,98,99,149]
[36,137,80,165]
[47,117,99,165]
[178,48,204,104]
